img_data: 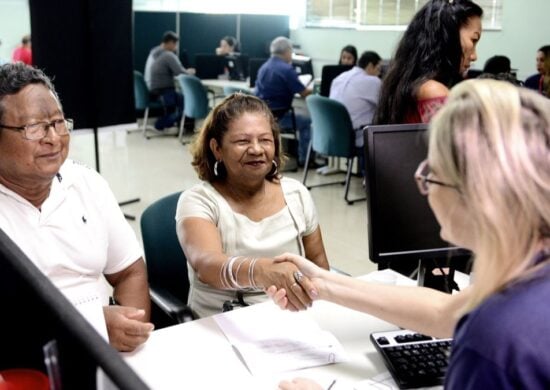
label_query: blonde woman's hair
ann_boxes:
[428,79,550,311]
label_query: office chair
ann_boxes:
[140,191,195,328]
[133,71,169,140]
[303,95,366,205]
[175,74,210,144]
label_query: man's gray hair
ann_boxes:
[270,36,293,56]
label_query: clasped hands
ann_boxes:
[264,253,322,312]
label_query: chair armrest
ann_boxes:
[150,287,196,323]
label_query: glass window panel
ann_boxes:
[307,0,502,29]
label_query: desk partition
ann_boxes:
[133,12,289,74]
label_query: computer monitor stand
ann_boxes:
[417,258,458,294]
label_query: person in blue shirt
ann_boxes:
[271,79,550,390]
[255,37,313,166]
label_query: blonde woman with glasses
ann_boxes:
[270,79,550,389]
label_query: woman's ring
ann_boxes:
[293,271,304,283]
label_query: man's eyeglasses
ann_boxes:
[414,159,457,195]
[0,118,73,141]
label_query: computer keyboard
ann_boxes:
[370,329,452,389]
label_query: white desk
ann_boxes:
[200,78,308,112]
[121,272,413,389]
[201,78,251,92]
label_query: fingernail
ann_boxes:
[310,289,318,298]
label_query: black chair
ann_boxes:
[140,191,195,328]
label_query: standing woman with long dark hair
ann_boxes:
[375,0,483,124]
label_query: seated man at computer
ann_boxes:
[0,63,153,352]
[145,31,195,131]
[329,50,382,177]
[255,36,313,167]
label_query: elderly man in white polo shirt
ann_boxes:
[0,62,153,352]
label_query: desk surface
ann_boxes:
[202,78,251,91]
[200,79,307,111]
[121,272,422,389]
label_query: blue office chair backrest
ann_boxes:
[176,74,209,120]
[306,95,354,157]
[223,85,252,97]
[140,191,190,304]
[133,70,150,111]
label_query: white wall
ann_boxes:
[0,0,30,64]
[291,0,550,81]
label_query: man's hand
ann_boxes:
[103,306,154,352]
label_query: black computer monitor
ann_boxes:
[224,54,249,81]
[179,49,190,69]
[292,56,314,79]
[248,57,268,88]
[319,64,353,97]
[194,53,226,79]
[363,124,471,277]
[0,229,148,390]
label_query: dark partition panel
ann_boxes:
[179,13,237,67]
[240,14,289,58]
[134,11,177,73]
[30,0,134,130]
[133,12,289,71]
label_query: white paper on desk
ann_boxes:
[214,302,348,375]
[299,74,313,87]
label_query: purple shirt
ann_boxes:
[446,261,550,389]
